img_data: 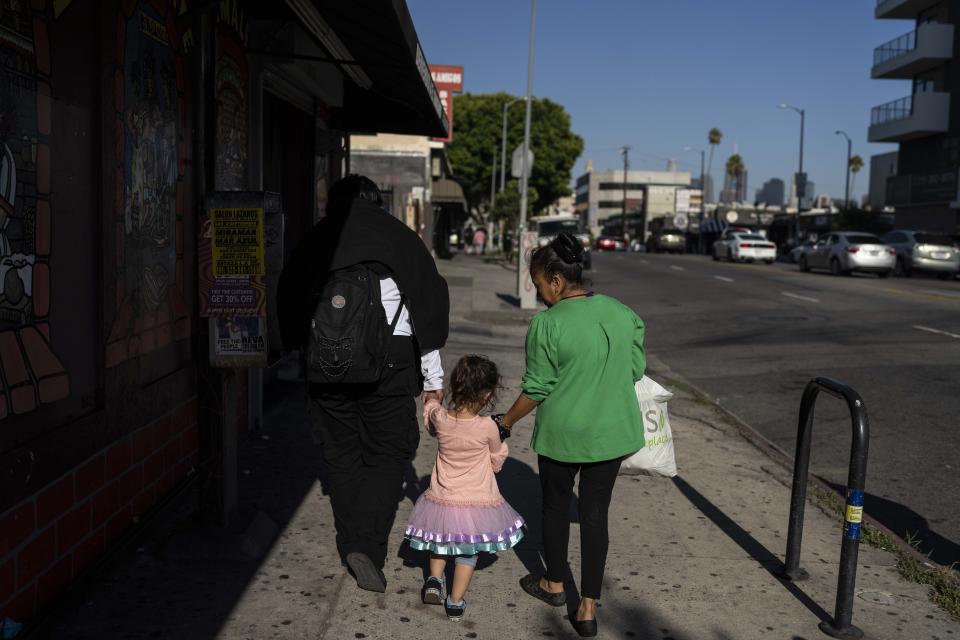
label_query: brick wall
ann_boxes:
[0,397,199,622]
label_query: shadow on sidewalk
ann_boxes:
[48,379,333,639]
[824,480,960,568]
[496,292,521,308]
[671,475,832,625]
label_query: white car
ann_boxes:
[713,232,777,264]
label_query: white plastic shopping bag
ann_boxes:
[620,376,678,477]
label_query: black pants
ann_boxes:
[309,337,421,569]
[539,455,622,599]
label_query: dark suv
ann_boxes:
[646,229,685,254]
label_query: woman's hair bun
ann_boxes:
[552,232,585,264]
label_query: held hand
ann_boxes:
[491,414,512,441]
[422,389,443,405]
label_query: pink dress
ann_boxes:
[404,400,525,555]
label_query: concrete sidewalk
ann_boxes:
[46,255,956,640]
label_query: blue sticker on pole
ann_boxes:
[844,490,865,541]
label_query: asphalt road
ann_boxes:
[590,250,960,566]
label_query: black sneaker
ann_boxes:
[444,596,466,621]
[345,552,387,593]
[421,576,445,605]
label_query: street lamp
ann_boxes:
[684,146,706,254]
[779,103,805,242]
[500,97,528,193]
[835,130,852,217]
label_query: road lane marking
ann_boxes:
[782,292,820,303]
[917,288,960,299]
[714,276,734,282]
[913,325,960,340]
[881,287,960,304]
[670,265,684,271]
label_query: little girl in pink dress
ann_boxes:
[404,355,524,621]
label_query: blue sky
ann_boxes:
[408,0,913,203]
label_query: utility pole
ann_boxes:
[779,103,806,243]
[490,146,497,209]
[835,130,852,211]
[517,0,537,309]
[698,149,705,254]
[620,145,631,242]
[684,146,706,254]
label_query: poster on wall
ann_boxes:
[199,194,269,317]
[210,316,267,368]
[211,207,264,277]
[200,192,279,367]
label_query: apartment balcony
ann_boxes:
[875,0,943,19]
[872,23,954,79]
[868,92,950,142]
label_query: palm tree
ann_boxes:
[706,128,722,200]
[725,154,745,202]
[849,155,864,201]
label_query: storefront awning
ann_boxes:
[286,0,448,138]
[432,178,467,206]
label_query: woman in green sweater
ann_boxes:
[498,232,645,638]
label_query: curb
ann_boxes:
[665,373,952,574]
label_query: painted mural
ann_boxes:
[0,3,38,328]
[214,7,248,192]
[122,6,178,309]
[0,0,69,419]
[106,0,191,369]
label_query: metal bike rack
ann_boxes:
[777,377,870,640]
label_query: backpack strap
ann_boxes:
[387,292,406,335]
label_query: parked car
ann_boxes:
[798,231,895,277]
[712,232,777,263]
[880,230,959,279]
[646,229,686,254]
[789,239,816,264]
[529,215,592,269]
[596,235,627,252]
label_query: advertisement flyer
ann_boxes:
[200,192,278,368]
[210,316,268,368]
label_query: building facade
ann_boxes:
[869,0,960,233]
[756,178,785,206]
[691,175,714,204]
[574,168,691,235]
[869,151,899,210]
[0,0,446,625]
[720,169,748,203]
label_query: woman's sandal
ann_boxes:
[519,574,566,606]
[570,615,598,638]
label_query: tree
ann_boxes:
[448,93,583,217]
[490,179,539,232]
[706,128,722,200]
[849,154,864,198]
[725,153,745,201]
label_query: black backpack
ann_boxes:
[304,264,404,384]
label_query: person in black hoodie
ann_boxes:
[277,175,449,593]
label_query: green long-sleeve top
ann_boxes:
[521,294,646,463]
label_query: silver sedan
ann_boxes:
[799,231,895,277]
